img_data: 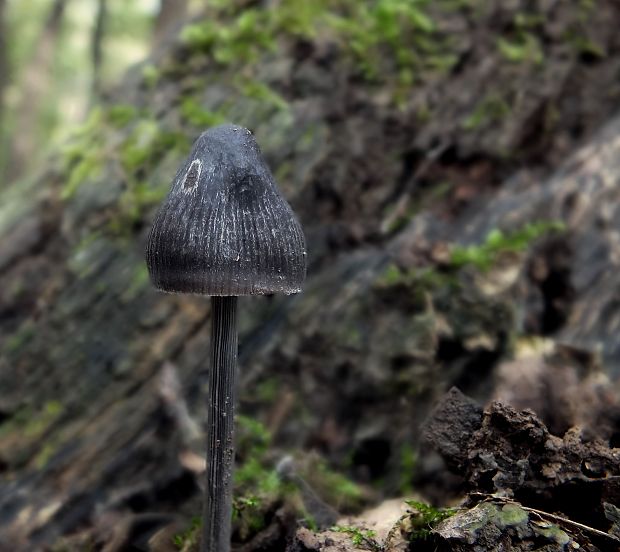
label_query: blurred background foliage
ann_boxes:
[0,0,204,189]
[0,0,604,190]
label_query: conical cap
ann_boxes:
[146,124,306,295]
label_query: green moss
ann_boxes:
[237,415,271,452]
[179,21,217,50]
[462,94,511,130]
[563,31,606,58]
[513,13,545,30]
[180,10,276,65]
[273,2,326,38]
[119,119,160,172]
[314,459,364,508]
[254,378,279,403]
[298,126,319,151]
[141,64,160,88]
[34,441,59,469]
[424,501,574,546]
[172,415,368,545]
[234,415,283,497]
[235,456,282,496]
[577,0,597,15]
[304,516,319,531]
[325,0,455,84]
[497,33,543,65]
[406,499,458,540]
[399,443,418,494]
[69,233,108,279]
[0,407,31,439]
[175,0,596,111]
[61,108,107,200]
[24,401,63,438]
[4,321,36,354]
[139,129,187,163]
[172,517,201,550]
[532,523,571,545]
[109,122,189,234]
[120,263,151,302]
[232,416,366,540]
[180,98,227,128]
[232,495,267,535]
[0,401,64,441]
[223,416,288,541]
[274,160,293,183]
[62,156,104,200]
[380,264,404,286]
[61,103,187,218]
[44,401,63,417]
[106,104,140,128]
[71,228,99,257]
[179,0,459,100]
[236,79,289,112]
[375,264,457,295]
[498,503,529,526]
[109,183,167,237]
[450,221,566,271]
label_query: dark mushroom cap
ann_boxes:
[146,124,306,295]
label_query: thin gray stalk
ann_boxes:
[202,295,238,552]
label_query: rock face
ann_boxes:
[424,389,620,528]
[423,388,620,551]
[1,1,620,549]
[291,390,620,552]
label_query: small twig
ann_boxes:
[468,493,620,544]
[158,362,201,445]
[521,505,620,544]
[380,141,450,234]
[331,525,383,552]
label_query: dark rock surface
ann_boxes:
[424,388,620,548]
[421,388,484,472]
[433,500,586,552]
[290,391,620,551]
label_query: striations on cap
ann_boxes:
[146,124,307,296]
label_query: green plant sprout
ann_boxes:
[406,499,458,540]
[332,526,382,551]
[450,221,566,271]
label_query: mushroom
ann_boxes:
[146,124,306,551]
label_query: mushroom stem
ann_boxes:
[202,295,238,552]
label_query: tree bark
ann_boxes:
[0,0,9,181]
[6,0,68,184]
[91,0,108,100]
[0,0,8,134]
[153,0,189,47]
